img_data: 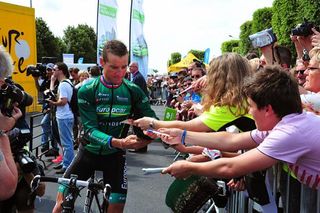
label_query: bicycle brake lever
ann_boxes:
[104,184,112,199]
[30,175,41,192]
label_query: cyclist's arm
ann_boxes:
[78,82,113,148]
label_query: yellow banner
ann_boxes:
[0,2,39,112]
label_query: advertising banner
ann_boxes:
[97,0,118,64]
[0,2,38,111]
[130,0,148,79]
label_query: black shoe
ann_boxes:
[53,164,63,170]
[56,168,66,175]
[45,149,59,157]
[129,146,148,153]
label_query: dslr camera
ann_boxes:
[26,63,47,78]
[42,89,57,111]
[0,78,33,116]
[291,19,320,37]
[7,127,35,173]
[249,28,277,48]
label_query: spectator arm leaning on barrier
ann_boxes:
[162,147,277,180]
[0,134,18,200]
[158,128,257,152]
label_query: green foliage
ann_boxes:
[221,40,239,53]
[189,49,205,61]
[63,24,97,63]
[251,7,273,33]
[239,21,253,55]
[271,0,297,47]
[170,52,181,64]
[296,0,320,25]
[36,18,62,62]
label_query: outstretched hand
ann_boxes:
[162,160,192,179]
[157,128,183,146]
[133,117,153,130]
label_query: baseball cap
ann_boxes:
[46,63,54,70]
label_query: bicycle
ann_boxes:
[31,174,111,213]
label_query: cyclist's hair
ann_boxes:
[102,40,128,63]
[243,65,302,118]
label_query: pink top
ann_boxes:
[251,112,320,189]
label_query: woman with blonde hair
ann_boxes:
[134,52,255,139]
[75,70,90,89]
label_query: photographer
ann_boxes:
[0,46,22,201]
[1,80,45,212]
[30,63,60,157]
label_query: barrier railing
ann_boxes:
[224,165,320,213]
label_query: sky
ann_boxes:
[3,0,274,73]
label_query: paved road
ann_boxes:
[28,105,179,212]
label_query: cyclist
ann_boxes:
[52,40,157,213]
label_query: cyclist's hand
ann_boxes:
[121,135,141,149]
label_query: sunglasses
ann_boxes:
[191,75,200,79]
[294,70,305,75]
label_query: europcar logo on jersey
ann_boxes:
[96,107,127,114]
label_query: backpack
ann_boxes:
[62,80,79,116]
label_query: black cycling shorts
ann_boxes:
[63,145,127,203]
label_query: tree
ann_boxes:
[63,24,97,63]
[239,21,253,55]
[251,7,273,33]
[221,40,240,53]
[189,50,205,61]
[36,18,63,62]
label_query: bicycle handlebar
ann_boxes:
[31,175,111,195]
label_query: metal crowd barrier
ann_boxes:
[28,112,49,169]
[224,165,320,213]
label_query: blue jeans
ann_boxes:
[57,117,74,169]
[41,112,58,151]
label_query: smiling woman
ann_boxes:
[300,47,320,114]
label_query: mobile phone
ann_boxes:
[146,129,170,137]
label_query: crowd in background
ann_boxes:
[1,21,320,213]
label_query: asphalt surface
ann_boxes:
[27,105,179,213]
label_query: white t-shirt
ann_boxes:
[251,112,320,189]
[56,80,74,119]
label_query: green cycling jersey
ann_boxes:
[77,77,157,155]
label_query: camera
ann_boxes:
[291,19,319,37]
[7,127,35,173]
[0,78,33,116]
[42,89,57,111]
[249,28,277,48]
[26,63,47,78]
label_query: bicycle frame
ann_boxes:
[31,174,111,213]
